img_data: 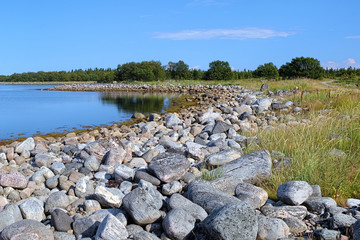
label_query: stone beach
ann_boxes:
[0,83,359,240]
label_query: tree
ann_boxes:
[167,60,190,80]
[115,61,165,82]
[205,60,233,80]
[279,57,324,79]
[253,62,279,80]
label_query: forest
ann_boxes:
[0,57,359,83]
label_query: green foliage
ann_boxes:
[279,57,325,79]
[166,60,191,80]
[253,62,279,80]
[205,60,233,80]
[115,61,165,82]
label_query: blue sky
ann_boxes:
[0,0,359,75]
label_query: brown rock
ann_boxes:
[69,172,85,183]
[0,173,27,189]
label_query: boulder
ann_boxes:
[14,137,35,153]
[330,213,357,229]
[0,173,27,189]
[257,215,290,240]
[188,202,258,240]
[260,204,308,220]
[303,197,337,213]
[94,185,124,208]
[168,193,208,221]
[186,180,240,213]
[122,187,162,225]
[51,209,73,232]
[45,191,70,213]
[102,148,128,166]
[148,151,190,183]
[162,208,196,240]
[1,219,54,240]
[94,214,128,240]
[0,204,23,231]
[235,182,268,209]
[18,197,45,221]
[165,115,182,127]
[211,120,233,135]
[75,176,94,198]
[206,149,243,166]
[277,181,313,205]
[283,217,307,234]
[162,181,182,196]
[210,150,272,194]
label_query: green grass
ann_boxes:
[243,93,360,205]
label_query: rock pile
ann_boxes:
[0,86,359,240]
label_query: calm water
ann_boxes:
[0,85,172,139]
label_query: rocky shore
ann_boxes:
[0,84,359,240]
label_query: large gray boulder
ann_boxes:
[15,137,35,153]
[205,149,243,166]
[260,204,308,220]
[235,182,268,209]
[148,151,190,183]
[303,197,337,213]
[0,204,23,231]
[168,193,208,221]
[210,150,272,194]
[353,219,360,240]
[186,180,240,213]
[257,215,290,240]
[188,202,258,240]
[122,187,162,225]
[211,120,233,135]
[18,197,45,221]
[162,208,196,240]
[165,114,182,127]
[277,181,313,205]
[45,191,70,213]
[1,219,54,240]
[51,209,73,232]
[94,185,124,208]
[94,214,128,240]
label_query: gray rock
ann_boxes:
[353,219,360,240]
[283,217,307,234]
[186,180,240,213]
[260,83,269,91]
[18,197,45,221]
[45,191,70,213]
[277,181,313,205]
[126,224,144,238]
[14,137,35,153]
[330,213,357,229]
[102,148,128,167]
[235,182,268,209]
[210,150,272,194]
[34,153,56,168]
[53,232,76,240]
[84,155,100,171]
[114,164,134,181]
[122,187,162,225]
[0,204,23,231]
[94,185,124,208]
[75,176,94,198]
[148,152,190,183]
[133,230,161,240]
[310,185,322,198]
[165,115,182,127]
[163,208,196,240]
[51,162,66,175]
[185,142,206,160]
[159,136,183,150]
[313,229,341,240]
[162,181,182,196]
[119,181,133,194]
[84,200,102,214]
[303,197,337,213]
[189,202,258,240]
[1,219,54,240]
[199,109,221,124]
[84,140,112,161]
[168,193,208,221]
[206,149,243,166]
[51,209,73,232]
[0,173,28,189]
[257,215,290,240]
[135,171,161,186]
[46,175,59,189]
[211,120,233,135]
[94,214,128,240]
[346,198,360,208]
[260,204,308,220]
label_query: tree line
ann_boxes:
[1,57,359,83]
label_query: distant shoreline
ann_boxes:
[0,81,94,85]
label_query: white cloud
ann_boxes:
[154,28,294,40]
[345,35,360,39]
[322,58,360,69]
[190,65,201,70]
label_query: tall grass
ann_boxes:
[244,93,360,205]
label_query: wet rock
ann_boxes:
[1,219,54,240]
[148,151,190,183]
[277,181,313,205]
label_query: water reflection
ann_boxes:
[100,92,173,114]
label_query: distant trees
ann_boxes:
[253,62,279,80]
[279,57,324,79]
[166,60,191,80]
[205,60,233,80]
[115,61,165,82]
